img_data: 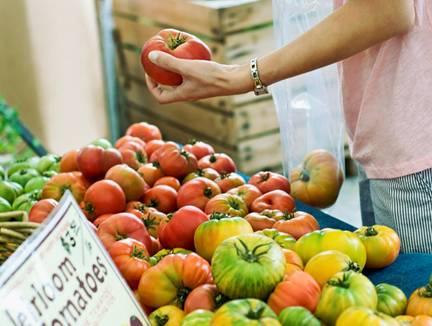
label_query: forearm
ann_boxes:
[237,0,415,89]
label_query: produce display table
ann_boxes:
[296,201,432,297]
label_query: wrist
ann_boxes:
[226,64,255,94]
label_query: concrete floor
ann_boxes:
[323,176,362,227]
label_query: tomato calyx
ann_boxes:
[245,303,267,320]
[180,150,191,159]
[167,32,187,50]
[365,226,379,236]
[131,245,147,259]
[136,151,146,164]
[167,213,174,220]
[344,261,361,273]
[143,217,157,229]
[154,314,169,326]
[196,169,205,177]
[115,232,128,241]
[234,239,272,263]
[209,154,217,163]
[327,272,351,289]
[214,293,229,308]
[177,287,191,308]
[227,197,241,210]
[204,187,213,198]
[188,139,198,145]
[210,212,230,220]
[419,282,432,298]
[84,202,95,216]
[152,161,161,168]
[149,199,159,209]
[260,172,271,182]
[300,170,310,182]
[60,184,72,196]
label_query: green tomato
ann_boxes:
[7,162,32,178]
[9,169,40,187]
[256,228,296,250]
[0,196,12,213]
[91,138,112,149]
[0,181,17,204]
[36,154,61,173]
[181,309,213,326]
[278,307,320,326]
[211,233,285,300]
[376,283,407,317]
[0,165,5,180]
[24,176,49,193]
[212,299,279,326]
[12,189,41,212]
[315,271,378,325]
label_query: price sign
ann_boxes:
[0,192,149,326]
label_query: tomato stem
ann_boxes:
[131,245,147,259]
[365,226,378,236]
[260,172,270,181]
[210,212,229,220]
[136,151,146,164]
[152,161,160,168]
[234,239,272,263]
[115,232,127,241]
[245,301,266,320]
[204,187,213,198]
[167,32,187,50]
[300,170,310,182]
[209,154,217,163]
[328,272,351,289]
[177,287,191,308]
[419,283,432,298]
[345,261,361,273]
[155,315,169,326]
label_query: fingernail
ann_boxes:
[149,51,159,63]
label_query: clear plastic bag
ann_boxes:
[271,0,345,208]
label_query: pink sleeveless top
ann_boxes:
[335,0,432,178]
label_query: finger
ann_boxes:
[148,51,185,74]
[145,74,159,92]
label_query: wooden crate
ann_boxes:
[113,0,283,173]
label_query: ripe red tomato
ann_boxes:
[126,122,162,142]
[126,204,169,238]
[77,145,122,180]
[42,172,90,203]
[115,135,146,150]
[249,171,291,194]
[183,141,215,160]
[109,238,151,289]
[143,185,177,213]
[150,236,163,256]
[273,211,320,240]
[93,214,112,228]
[118,141,148,170]
[141,29,212,86]
[158,145,198,179]
[29,199,58,223]
[244,209,285,231]
[145,139,165,157]
[97,212,152,252]
[227,184,262,208]
[215,172,245,193]
[184,284,226,313]
[59,149,79,172]
[198,153,236,174]
[177,177,221,210]
[251,190,296,213]
[137,162,164,187]
[149,141,179,163]
[158,206,208,250]
[105,164,149,201]
[183,168,220,184]
[82,180,126,220]
[154,176,181,191]
[204,193,248,217]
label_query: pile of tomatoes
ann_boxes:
[28,121,432,326]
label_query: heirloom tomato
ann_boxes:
[315,271,377,325]
[42,172,89,203]
[249,171,290,194]
[118,141,148,170]
[29,199,58,223]
[93,214,112,227]
[354,225,400,269]
[126,122,162,142]
[150,236,162,256]
[150,142,179,163]
[251,190,295,213]
[290,149,344,208]
[183,168,220,184]
[183,140,215,160]
[145,139,165,157]
[304,250,362,288]
[211,299,279,326]
[138,162,164,187]
[148,305,185,326]
[184,284,227,313]
[97,212,151,252]
[194,212,253,261]
[108,238,150,289]
[273,211,319,239]
[154,176,181,191]
[82,180,126,220]
[295,228,367,269]
[77,145,122,179]
[138,253,213,308]
[177,177,221,210]
[227,184,262,208]
[149,248,192,266]
[282,248,304,270]
[255,228,296,250]
[143,185,177,213]
[159,205,208,250]
[268,270,321,314]
[204,193,248,217]
[158,144,198,179]
[396,315,432,325]
[127,204,169,238]
[59,149,79,172]
[278,306,320,326]
[211,233,285,299]
[376,283,407,317]
[336,307,398,326]
[182,309,213,326]
[198,153,236,174]
[105,164,148,201]
[245,210,284,231]
[407,277,432,317]
[141,29,212,86]
[215,172,245,193]
[114,135,146,150]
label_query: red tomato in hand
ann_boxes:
[183,141,215,160]
[137,162,164,187]
[143,185,177,213]
[177,177,221,210]
[154,176,181,191]
[198,153,236,174]
[109,238,151,289]
[249,171,291,194]
[251,190,296,213]
[141,29,212,86]
[145,139,165,157]
[158,206,208,250]
[97,212,152,252]
[158,145,198,179]
[227,184,262,208]
[126,122,162,142]
[82,180,126,220]
[215,172,245,193]
[29,199,58,223]
[77,145,122,180]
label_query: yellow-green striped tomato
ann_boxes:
[181,309,213,326]
[376,283,407,317]
[336,307,398,326]
[278,306,320,326]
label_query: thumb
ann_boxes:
[148,51,184,74]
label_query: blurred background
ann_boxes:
[0,0,360,225]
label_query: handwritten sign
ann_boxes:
[0,192,149,326]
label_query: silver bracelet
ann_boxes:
[250,58,269,96]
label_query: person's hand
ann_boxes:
[145,51,253,104]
